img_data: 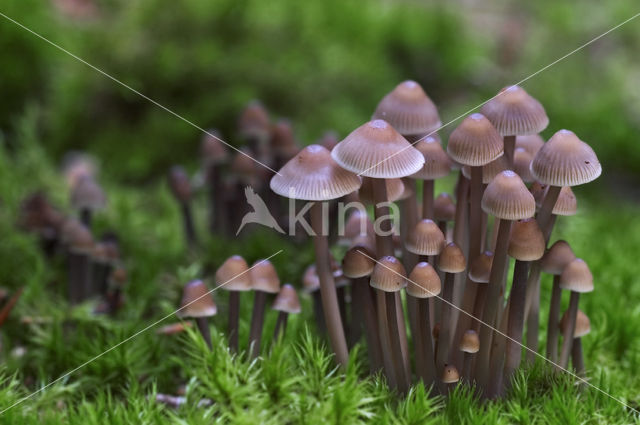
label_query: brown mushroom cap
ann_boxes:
[540,240,576,275]
[369,256,407,292]
[270,145,361,201]
[530,130,601,187]
[434,193,456,222]
[215,255,252,292]
[238,100,270,138]
[250,259,281,293]
[410,136,452,180]
[358,177,404,204]
[560,309,591,338]
[559,258,594,293]
[516,133,545,156]
[178,280,217,318]
[441,364,460,383]
[231,149,259,185]
[461,155,508,184]
[469,251,494,283]
[342,209,374,242]
[342,246,376,278]
[407,262,441,298]
[438,242,467,273]
[459,329,480,353]
[63,220,94,253]
[552,186,577,216]
[331,120,425,179]
[372,80,441,136]
[480,85,549,136]
[513,148,534,183]
[272,284,302,314]
[167,166,192,202]
[270,120,298,153]
[405,219,445,256]
[349,233,377,254]
[447,113,504,166]
[302,265,320,293]
[508,218,545,261]
[71,176,106,211]
[201,130,229,164]
[482,170,536,220]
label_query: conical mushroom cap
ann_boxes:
[62,220,94,253]
[331,120,425,179]
[238,100,270,138]
[530,130,601,187]
[370,256,407,292]
[270,120,298,151]
[459,329,480,353]
[447,113,504,166]
[372,80,441,136]
[560,309,591,338]
[71,176,106,211]
[397,178,414,201]
[167,166,192,202]
[438,242,466,273]
[201,130,229,164]
[342,209,374,244]
[441,365,460,384]
[407,262,441,298]
[349,233,377,254]
[271,145,361,201]
[482,170,536,220]
[434,193,456,222]
[358,177,404,204]
[215,255,252,292]
[410,136,451,180]
[508,218,545,261]
[469,251,493,283]
[480,85,549,135]
[559,258,593,293]
[342,246,376,278]
[178,280,217,318]
[540,240,576,275]
[250,259,280,293]
[513,148,534,183]
[406,219,445,256]
[302,265,320,293]
[552,186,577,216]
[516,133,545,156]
[272,284,301,314]
[462,155,508,184]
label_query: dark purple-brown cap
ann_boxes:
[434,193,456,222]
[447,113,503,166]
[342,246,376,278]
[508,218,545,261]
[560,309,591,337]
[372,80,441,136]
[459,329,480,353]
[168,166,192,202]
[358,177,404,204]
[271,145,361,201]
[331,120,424,179]
[370,256,407,292]
[559,258,593,293]
[272,284,301,314]
[438,242,466,273]
[215,255,252,292]
[540,240,576,275]
[516,134,545,156]
[469,251,493,283]
[250,259,280,293]
[482,170,536,220]
[480,85,549,136]
[410,136,451,180]
[201,130,229,164]
[70,176,106,211]
[178,280,217,318]
[530,130,601,187]
[406,219,445,256]
[407,262,441,298]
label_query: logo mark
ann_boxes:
[236,187,285,235]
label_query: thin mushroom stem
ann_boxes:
[273,311,288,341]
[402,179,420,270]
[68,251,91,304]
[195,317,212,350]
[422,179,434,219]
[504,260,529,384]
[572,337,585,377]
[462,352,473,382]
[376,290,398,388]
[336,286,349,344]
[207,163,227,235]
[450,175,469,353]
[310,202,349,367]
[411,295,427,382]
[249,291,267,358]
[546,275,562,362]
[436,272,455,371]
[228,291,240,352]
[80,208,92,229]
[488,300,510,398]
[352,277,384,372]
[536,185,562,237]
[417,297,437,391]
[559,291,580,369]
[311,291,326,335]
[180,202,197,248]
[503,135,516,167]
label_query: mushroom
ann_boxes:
[177,280,217,349]
[271,284,301,341]
[512,148,534,183]
[559,309,590,376]
[167,166,197,248]
[215,255,252,353]
[61,220,94,304]
[410,136,451,219]
[302,265,325,335]
[248,259,280,358]
[515,133,545,156]
[480,85,549,166]
[238,100,271,167]
[434,193,456,238]
[459,330,479,381]
[70,176,106,229]
[441,364,460,395]
[270,145,361,367]
[200,130,229,235]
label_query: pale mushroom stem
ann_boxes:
[504,260,529,384]
[476,218,513,392]
[196,317,212,350]
[248,291,267,358]
[273,311,288,341]
[422,179,434,219]
[545,275,562,362]
[310,202,349,367]
[503,135,516,167]
[352,277,384,372]
[180,202,197,248]
[68,251,91,304]
[572,338,585,376]
[436,272,455,372]
[559,292,580,369]
[228,291,240,352]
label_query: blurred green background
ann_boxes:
[1,0,639,185]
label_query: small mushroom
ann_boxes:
[459,330,480,381]
[271,284,301,341]
[215,255,252,353]
[177,280,217,349]
[70,176,106,229]
[168,166,197,248]
[248,259,280,358]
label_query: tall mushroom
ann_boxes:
[302,265,325,335]
[178,280,217,350]
[434,193,456,238]
[215,255,252,353]
[70,176,106,229]
[62,220,95,304]
[271,284,301,341]
[168,166,197,247]
[559,309,590,376]
[248,259,280,359]
[410,136,451,220]
[201,130,229,235]
[270,144,362,367]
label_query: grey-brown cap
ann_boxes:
[410,136,451,180]
[441,364,460,384]
[434,193,456,222]
[530,130,601,187]
[238,100,270,139]
[447,113,503,166]
[71,176,106,211]
[482,170,536,220]
[560,309,591,338]
[530,184,577,216]
[513,148,534,183]
[559,258,593,293]
[231,149,259,185]
[271,145,361,201]
[167,166,192,202]
[331,120,425,179]
[62,220,94,253]
[250,259,281,293]
[358,177,404,204]
[508,218,545,261]
[480,85,549,136]
[540,240,576,275]
[459,329,480,353]
[438,242,466,273]
[469,251,493,283]
[370,256,407,292]
[342,246,376,278]
[215,255,252,292]
[516,134,545,156]
[201,130,229,164]
[270,119,299,157]
[302,265,320,293]
[178,280,217,318]
[272,284,302,314]
[461,155,508,184]
[407,262,441,298]
[406,219,445,256]
[342,209,374,244]
[372,80,441,136]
